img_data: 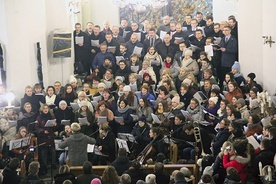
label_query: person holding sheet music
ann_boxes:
[59,123,96,166]
[125,33,144,59]
[139,60,157,84]
[152,101,170,132]
[136,97,153,127]
[74,101,95,136]
[74,91,94,112]
[54,100,74,133]
[61,84,77,106]
[74,23,90,74]
[115,60,132,84]
[189,29,206,60]
[101,89,117,113]
[186,98,204,122]
[172,23,189,49]
[33,83,45,104]
[35,104,58,175]
[12,126,33,171]
[104,33,120,56]
[128,73,142,93]
[119,85,138,111]
[127,54,142,74]
[181,49,199,76]
[93,123,115,165]
[17,102,38,132]
[131,115,151,155]
[42,86,61,110]
[115,99,134,133]
[95,101,114,123]
[93,82,106,98]
[92,44,115,74]
[144,46,163,83]
[125,22,145,44]
[100,69,117,91]
[160,53,180,80]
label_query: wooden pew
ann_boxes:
[70,164,197,184]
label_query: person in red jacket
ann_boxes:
[245,114,263,137]
[223,141,250,184]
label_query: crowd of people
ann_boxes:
[0,12,275,184]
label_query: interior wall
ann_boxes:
[90,0,120,27]
[213,0,238,22]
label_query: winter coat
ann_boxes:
[139,67,157,83]
[115,105,134,133]
[181,58,199,76]
[138,93,156,108]
[136,106,153,125]
[2,166,22,184]
[186,105,204,122]
[74,109,95,136]
[160,60,180,79]
[245,122,262,137]
[21,93,40,113]
[96,131,116,162]
[237,106,250,120]
[54,107,74,132]
[225,89,243,104]
[111,156,132,176]
[59,132,96,166]
[223,153,251,184]
[219,35,238,67]
[213,129,231,157]
[171,102,185,116]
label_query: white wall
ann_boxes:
[90,0,120,27]
[213,0,238,22]
[238,0,263,85]
[0,0,74,98]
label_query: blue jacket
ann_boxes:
[92,52,115,70]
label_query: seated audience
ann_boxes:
[111,148,131,176]
[76,161,100,184]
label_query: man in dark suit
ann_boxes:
[143,28,162,52]
[219,26,238,85]
[119,19,132,38]
[112,25,125,45]
[125,22,145,44]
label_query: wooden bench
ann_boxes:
[70,164,197,184]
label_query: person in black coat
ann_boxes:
[153,162,170,184]
[17,102,38,132]
[157,33,177,60]
[53,165,76,184]
[212,118,231,157]
[115,99,134,133]
[54,100,74,133]
[172,23,189,49]
[125,22,145,44]
[143,28,162,52]
[111,148,132,176]
[179,84,194,110]
[131,115,151,156]
[119,19,132,38]
[61,84,78,107]
[76,161,101,184]
[74,23,90,74]
[115,60,131,84]
[2,158,22,184]
[104,33,120,56]
[269,127,276,154]
[249,139,274,183]
[93,123,116,165]
[21,85,40,113]
[124,162,147,184]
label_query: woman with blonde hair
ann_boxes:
[213,141,234,183]
[101,166,119,184]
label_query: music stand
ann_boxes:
[9,137,31,151]
[117,133,137,143]
[116,138,130,153]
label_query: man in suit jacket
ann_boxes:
[219,26,238,84]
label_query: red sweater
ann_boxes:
[223,154,251,184]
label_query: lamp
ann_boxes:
[5,91,15,107]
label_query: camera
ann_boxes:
[226,146,231,151]
[29,146,35,152]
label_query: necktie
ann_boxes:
[226,37,229,42]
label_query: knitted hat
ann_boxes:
[138,115,146,122]
[247,73,256,81]
[98,82,106,89]
[115,76,124,82]
[123,85,131,92]
[237,98,245,106]
[233,141,247,155]
[185,49,193,56]
[172,96,180,104]
[182,78,192,86]
[69,75,77,83]
[59,100,67,107]
[209,97,218,104]
[251,99,259,108]
[91,178,102,184]
[231,61,240,72]
[71,122,81,132]
[79,101,88,107]
[143,72,150,78]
